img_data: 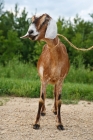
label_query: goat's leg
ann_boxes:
[55,81,64,130]
[56,94,64,130]
[41,101,46,116]
[40,83,46,116]
[53,85,57,115]
[33,82,46,129]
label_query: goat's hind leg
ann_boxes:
[55,81,64,130]
[56,94,64,130]
[41,101,46,116]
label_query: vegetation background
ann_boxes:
[0,0,93,102]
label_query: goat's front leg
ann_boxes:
[40,82,46,116]
[33,82,46,129]
[53,85,57,115]
[54,81,64,130]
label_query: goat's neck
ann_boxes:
[42,37,59,49]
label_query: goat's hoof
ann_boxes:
[57,125,64,130]
[41,112,46,116]
[53,111,57,115]
[33,124,40,129]
[52,109,57,115]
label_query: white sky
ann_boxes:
[4,0,93,21]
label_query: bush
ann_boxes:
[0,58,39,80]
[65,65,93,84]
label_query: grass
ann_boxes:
[0,59,93,102]
[0,97,10,106]
[0,59,39,80]
[0,101,3,106]
[62,83,93,101]
[65,65,93,84]
[0,78,40,97]
[0,78,93,101]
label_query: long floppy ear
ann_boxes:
[45,19,57,39]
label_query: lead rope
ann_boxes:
[57,34,93,51]
[55,38,59,47]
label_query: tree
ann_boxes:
[57,14,93,68]
[0,30,23,65]
[0,0,4,15]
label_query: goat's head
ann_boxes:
[20,13,57,40]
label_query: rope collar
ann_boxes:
[47,38,59,49]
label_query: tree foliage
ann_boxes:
[0,0,93,68]
[57,15,93,68]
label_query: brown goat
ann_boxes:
[20,13,70,130]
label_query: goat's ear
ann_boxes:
[45,19,57,39]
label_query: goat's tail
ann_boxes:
[57,34,93,51]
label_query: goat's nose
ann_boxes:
[28,30,34,35]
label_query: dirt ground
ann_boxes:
[0,97,93,140]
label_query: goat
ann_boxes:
[20,13,70,130]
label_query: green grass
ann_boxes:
[0,101,3,106]
[65,65,93,84]
[0,97,10,106]
[0,78,40,97]
[0,59,93,101]
[0,78,93,101]
[0,59,39,80]
[0,60,93,84]
[62,83,93,101]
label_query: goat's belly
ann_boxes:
[48,68,66,84]
[49,79,58,84]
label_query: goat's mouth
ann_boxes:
[29,34,38,40]
[20,33,39,41]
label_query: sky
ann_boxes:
[4,0,93,21]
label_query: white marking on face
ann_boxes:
[28,23,39,36]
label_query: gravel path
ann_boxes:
[0,97,93,140]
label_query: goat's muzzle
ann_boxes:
[20,33,38,40]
